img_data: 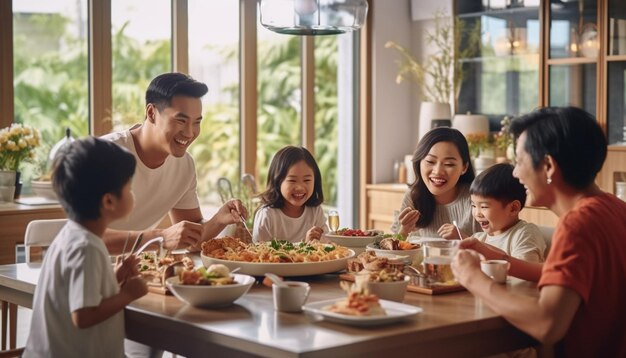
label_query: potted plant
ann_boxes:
[386,12,480,137]
[493,116,514,163]
[0,123,41,199]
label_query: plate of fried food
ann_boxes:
[137,251,195,293]
[366,237,422,267]
[303,283,421,326]
[200,237,355,276]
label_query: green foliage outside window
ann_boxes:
[12,13,339,206]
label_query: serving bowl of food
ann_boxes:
[325,228,383,247]
[200,237,355,276]
[366,237,422,267]
[165,264,255,307]
[355,269,410,302]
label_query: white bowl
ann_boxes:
[325,231,382,247]
[364,276,410,302]
[31,180,57,199]
[365,244,423,267]
[165,273,255,307]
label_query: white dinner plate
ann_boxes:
[201,249,355,277]
[303,298,422,326]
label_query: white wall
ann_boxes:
[371,0,415,183]
[371,0,452,183]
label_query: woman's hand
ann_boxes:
[451,249,483,287]
[306,226,324,242]
[398,207,420,237]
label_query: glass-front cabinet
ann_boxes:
[457,1,541,129]
[547,0,598,116]
[607,0,626,145]
[454,0,626,200]
[456,0,626,145]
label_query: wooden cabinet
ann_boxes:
[364,184,407,231]
[0,203,65,264]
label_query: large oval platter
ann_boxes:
[201,250,355,277]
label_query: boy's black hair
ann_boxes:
[470,163,526,208]
[145,72,208,111]
[509,106,606,189]
[409,127,475,228]
[259,146,324,208]
[52,137,136,222]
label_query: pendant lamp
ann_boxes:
[259,0,368,35]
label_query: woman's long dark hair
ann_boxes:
[409,127,475,228]
[259,146,324,208]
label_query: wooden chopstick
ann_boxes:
[127,232,144,258]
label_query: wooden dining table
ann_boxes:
[0,263,540,357]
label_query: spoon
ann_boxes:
[264,273,287,287]
[231,267,241,274]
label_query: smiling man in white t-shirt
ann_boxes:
[101,72,247,253]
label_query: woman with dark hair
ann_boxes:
[392,127,479,239]
[452,107,626,356]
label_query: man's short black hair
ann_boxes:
[145,72,208,111]
[470,163,526,208]
[52,137,136,222]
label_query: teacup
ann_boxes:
[272,281,310,313]
[480,259,510,284]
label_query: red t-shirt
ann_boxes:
[539,193,626,357]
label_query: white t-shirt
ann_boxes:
[391,184,480,238]
[252,205,327,243]
[473,219,546,263]
[23,221,124,358]
[102,127,200,231]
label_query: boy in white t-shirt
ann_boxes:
[23,137,148,358]
[469,163,545,263]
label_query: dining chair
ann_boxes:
[0,347,24,358]
[1,219,67,351]
[23,218,67,263]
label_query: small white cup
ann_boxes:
[272,281,310,313]
[480,259,510,284]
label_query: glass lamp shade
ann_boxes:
[260,0,368,35]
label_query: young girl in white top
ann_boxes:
[253,146,327,243]
[393,127,480,239]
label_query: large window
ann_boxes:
[4,0,361,227]
[256,23,302,189]
[111,0,171,130]
[187,1,240,205]
[13,0,88,191]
